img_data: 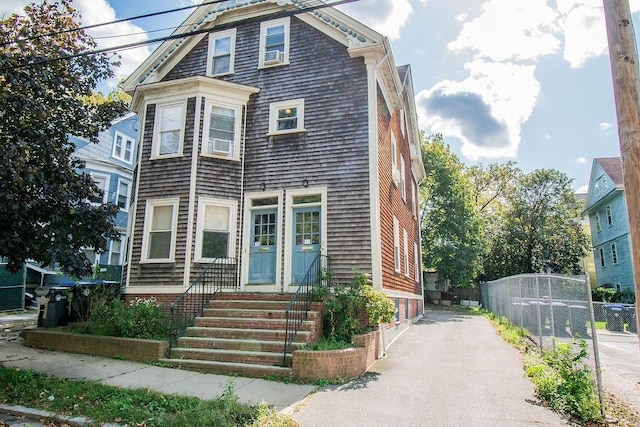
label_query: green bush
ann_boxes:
[526,339,600,422]
[88,297,171,340]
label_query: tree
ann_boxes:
[482,169,589,280]
[0,1,128,277]
[420,134,484,287]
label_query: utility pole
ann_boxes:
[603,0,640,341]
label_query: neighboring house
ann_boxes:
[120,1,426,323]
[71,112,137,274]
[575,192,597,287]
[583,157,634,293]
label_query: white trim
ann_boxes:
[267,98,305,135]
[393,217,400,273]
[115,178,130,211]
[258,17,290,69]
[112,130,134,164]
[206,28,237,76]
[400,153,406,202]
[414,241,420,282]
[140,198,180,263]
[194,197,237,262]
[403,228,409,277]
[151,101,186,159]
[89,173,110,204]
[241,191,284,292]
[125,114,144,288]
[283,187,327,292]
[184,95,203,288]
[108,235,124,265]
[411,180,417,218]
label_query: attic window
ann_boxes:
[207,29,236,76]
[259,17,289,68]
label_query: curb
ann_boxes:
[0,404,121,427]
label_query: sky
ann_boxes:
[3,0,639,192]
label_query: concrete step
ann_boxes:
[159,358,292,378]
[201,308,321,321]
[171,347,291,366]
[214,292,293,301]
[185,326,312,342]
[193,316,317,331]
[176,336,306,353]
[207,299,324,312]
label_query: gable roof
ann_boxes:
[595,157,623,186]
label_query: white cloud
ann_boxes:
[337,0,412,40]
[576,184,589,193]
[555,0,607,68]
[572,157,588,164]
[599,122,613,133]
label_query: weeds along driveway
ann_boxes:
[292,310,569,427]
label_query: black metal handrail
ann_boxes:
[283,254,328,366]
[169,257,238,350]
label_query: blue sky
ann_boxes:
[3,0,638,191]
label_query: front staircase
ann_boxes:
[161,293,324,377]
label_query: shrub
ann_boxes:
[88,297,171,340]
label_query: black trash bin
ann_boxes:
[569,304,588,336]
[70,280,120,322]
[604,304,625,332]
[35,286,71,328]
[626,306,637,333]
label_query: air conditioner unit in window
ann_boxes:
[210,138,233,155]
[392,168,402,185]
[264,50,284,65]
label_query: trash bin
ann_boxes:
[70,280,120,322]
[626,306,637,333]
[551,302,569,336]
[35,286,71,328]
[569,304,588,337]
[604,304,625,332]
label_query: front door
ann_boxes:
[249,209,277,284]
[292,206,321,283]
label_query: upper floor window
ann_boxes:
[109,237,123,265]
[400,154,407,202]
[203,102,240,159]
[90,174,109,204]
[606,205,613,227]
[117,180,130,210]
[112,131,134,163]
[414,242,420,282]
[393,216,400,273]
[595,213,601,232]
[153,102,185,158]
[403,228,409,277]
[412,180,417,217]
[268,99,305,135]
[259,18,290,68]
[142,198,179,262]
[207,29,236,76]
[599,247,605,267]
[611,243,618,264]
[195,198,236,261]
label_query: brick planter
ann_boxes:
[292,330,380,382]
[22,328,168,363]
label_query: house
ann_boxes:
[575,192,597,287]
[70,111,137,279]
[120,1,425,335]
[583,157,634,293]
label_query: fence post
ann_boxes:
[585,275,606,418]
[547,276,556,351]
[535,276,543,350]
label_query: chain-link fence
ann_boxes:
[480,274,606,415]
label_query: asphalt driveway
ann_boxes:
[292,310,569,427]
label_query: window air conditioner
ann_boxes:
[392,168,402,185]
[264,50,284,65]
[210,138,232,155]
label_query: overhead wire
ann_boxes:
[0,0,361,73]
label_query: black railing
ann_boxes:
[169,257,238,350]
[283,254,329,366]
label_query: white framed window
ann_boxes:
[403,228,409,277]
[259,17,290,68]
[195,198,237,262]
[599,247,605,268]
[109,237,123,265]
[412,181,417,217]
[611,243,618,265]
[90,174,109,204]
[595,213,601,232]
[203,102,240,158]
[414,242,420,282]
[141,198,179,262]
[400,154,407,202]
[391,132,397,172]
[152,102,185,158]
[393,216,400,273]
[112,131,134,163]
[606,205,613,227]
[207,29,236,76]
[268,99,305,135]
[116,180,130,210]
[400,107,406,137]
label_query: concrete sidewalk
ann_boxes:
[292,310,569,427]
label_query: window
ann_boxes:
[599,247,605,268]
[611,243,618,265]
[412,181,417,217]
[595,213,601,232]
[109,237,123,265]
[393,217,400,272]
[112,131,134,163]
[391,132,397,172]
[207,29,236,76]
[400,154,407,201]
[268,99,305,135]
[403,228,409,277]
[153,102,185,158]
[606,206,613,227]
[142,198,179,262]
[414,242,420,282]
[195,198,237,261]
[90,174,108,204]
[203,103,239,158]
[259,18,289,67]
[117,180,129,210]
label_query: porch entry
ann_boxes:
[291,202,321,284]
[248,208,277,284]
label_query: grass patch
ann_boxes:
[303,337,353,351]
[0,366,297,426]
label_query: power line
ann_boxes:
[0,0,227,47]
[0,0,361,73]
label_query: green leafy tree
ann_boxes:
[0,1,128,277]
[483,169,589,280]
[420,134,484,287]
